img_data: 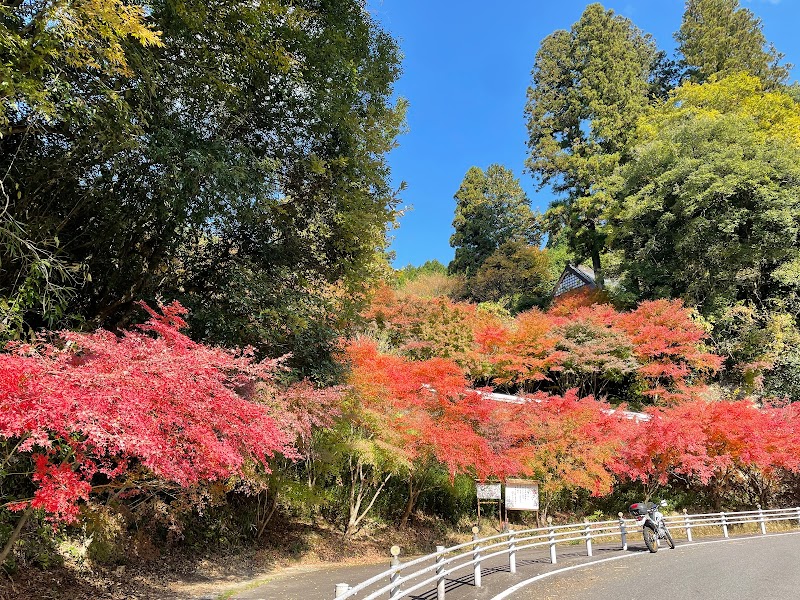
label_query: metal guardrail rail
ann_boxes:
[332,505,800,599]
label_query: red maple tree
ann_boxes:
[0,302,293,546]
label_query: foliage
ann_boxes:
[525,3,656,284]
[469,241,553,313]
[0,0,162,133]
[346,338,506,479]
[395,260,465,300]
[0,0,405,379]
[482,296,720,403]
[0,0,162,337]
[676,0,790,87]
[502,391,628,513]
[615,300,722,402]
[448,164,540,277]
[339,337,510,533]
[361,285,502,367]
[608,74,800,320]
[610,399,800,500]
[0,302,292,526]
[396,260,448,287]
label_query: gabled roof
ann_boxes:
[553,263,597,297]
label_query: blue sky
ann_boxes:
[368,0,799,268]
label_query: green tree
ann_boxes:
[0,0,162,134]
[609,74,800,317]
[395,260,463,299]
[0,1,405,378]
[396,260,448,286]
[525,3,656,288]
[469,241,553,312]
[676,0,791,87]
[0,0,163,336]
[448,164,540,276]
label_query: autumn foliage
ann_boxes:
[366,287,721,403]
[0,302,293,523]
[353,286,800,511]
[1,291,798,550]
[611,399,800,499]
[345,337,504,479]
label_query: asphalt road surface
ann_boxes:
[504,532,800,600]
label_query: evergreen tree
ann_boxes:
[448,164,539,276]
[525,3,655,288]
[676,0,791,87]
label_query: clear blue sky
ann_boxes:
[368,0,799,268]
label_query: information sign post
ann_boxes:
[504,479,539,524]
[475,481,502,529]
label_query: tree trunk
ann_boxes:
[0,505,33,566]
[344,469,391,539]
[399,478,422,529]
[589,224,604,289]
[256,487,279,539]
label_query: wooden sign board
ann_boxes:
[504,479,539,511]
[476,483,502,500]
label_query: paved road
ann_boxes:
[227,532,800,600]
[229,541,653,600]
[503,532,800,600]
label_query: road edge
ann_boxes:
[489,530,800,600]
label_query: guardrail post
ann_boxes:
[335,583,351,598]
[618,512,627,550]
[757,504,767,535]
[436,545,445,600]
[508,532,517,574]
[796,506,800,526]
[548,516,557,565]
[389,545,401,598]
[721,512,729,538]
[683,509,693,542]
[472,526,482,587]
[584,519,593,557]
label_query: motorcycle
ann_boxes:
[630,500,675,553]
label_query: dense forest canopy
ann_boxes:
[0,0,405,382]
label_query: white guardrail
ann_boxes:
[333,505,800,599]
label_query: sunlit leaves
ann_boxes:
[609,74,800,319]
[676,0,790,87]
[0,0,162,131]
[0,302,292,522]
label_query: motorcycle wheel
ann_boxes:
[643,525,658,553]
[664,526,675,549]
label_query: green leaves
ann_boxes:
[0,1,405,374]
[609,74,800,319]
[449,164,540,278]
[0,0,162,133]
[676,0,791,87]
[525,3,656,284]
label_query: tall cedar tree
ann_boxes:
[449,165,540,277]
[676,0,791,87]
[525,3,655,287]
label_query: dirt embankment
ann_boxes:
[1,518,473,600]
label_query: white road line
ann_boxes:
[489,530,800,600]
[489,553,648,600]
